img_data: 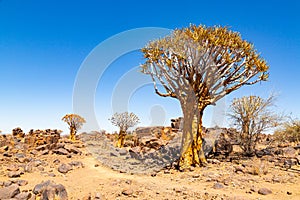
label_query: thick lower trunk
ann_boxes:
[116,130,126,148]
[69,127,76,141]
[179,103,207,170]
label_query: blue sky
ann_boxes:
[0,0,299,134]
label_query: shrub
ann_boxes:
[274,119,300,143]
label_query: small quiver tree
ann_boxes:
[228,95,280,156]
[109,112,139,148]
[62,114,86,141]
[141,24,269,169]
[274,118,300,143]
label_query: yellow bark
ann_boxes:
[179,107,207,170]
[69,127,76,141]
[116,130,126,148]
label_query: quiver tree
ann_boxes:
[62,114,86,141]
[228,95,280,156]
[109,112,139,148]
[141,24,269,169]
[274,118,300,143]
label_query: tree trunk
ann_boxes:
[116,129,126,148]
[69,126,76,141]
[179,102,207,170]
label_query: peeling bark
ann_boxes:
[179,101,207,170]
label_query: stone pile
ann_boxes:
[170,117,183,130]
[133,126,175,150]
[202,127,234,157]
[0,180,68,200]
[24,129,61,147]
[12,127,25,138]
[80,131,182,174]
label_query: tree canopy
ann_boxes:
[109,112,139,132]
[62,114,86,131]
[141,25,269,107]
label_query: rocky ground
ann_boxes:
[0,130,300,200]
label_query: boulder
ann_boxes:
[12,127,25,138]
[58,163,72,174]
[33,180,68,200]
[258,188,272,195]
[53,148,69,155]
[0,184,20,199]
[8,171,23,178]
[14,192,32,200]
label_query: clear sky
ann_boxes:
[0,0,299,134]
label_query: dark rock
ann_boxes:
[30,150,38,155]
[35,144,49,151]
[33,180,68,200]
[234,165,244,173]
[1,145,9,151]
[4,180,13,187]
[53,148,69,155]
[122,189,134,196]
[8,171,23,178]
[110,152,119,157]
[294,144,300,150]
[0,184,20,199]
[48,173,56,177]
[40,149,49,155]
[258,188,272,195]
[15,179,28,186]
[58,163,72,174]
[118,148,128,156]
[3,152,13,157]
[41,184,68,200]
[213,182,224,189]
[69,161,84,168]
[53,159,60,165]
[287,191,292,195]
[56,143,65,149]
[24,164,33,173]
[64,145,82,154]
[14,192,32,200]
[33,180,51,194]
[17,157,29,163]
[255,150,264,158]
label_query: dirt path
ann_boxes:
[12,154,300,200]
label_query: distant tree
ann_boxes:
[228,95,280,156]
[141,24,269,169]
[274,118,300,143]
[62,114,86,141]
[109,112,139,148]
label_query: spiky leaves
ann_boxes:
[141,25,269,106]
